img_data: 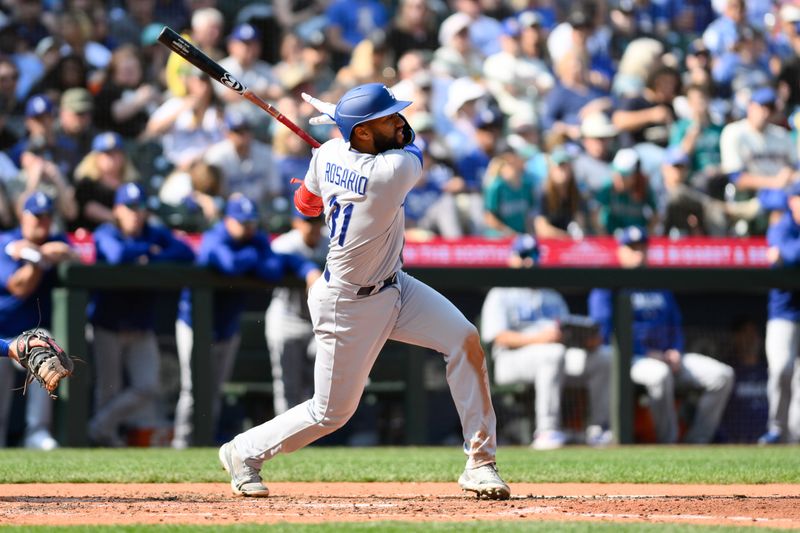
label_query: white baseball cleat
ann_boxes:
[458,463,511,500]
[218,441,269,497]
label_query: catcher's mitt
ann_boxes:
[13,330,73,399]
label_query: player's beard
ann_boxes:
[374,130,404,153]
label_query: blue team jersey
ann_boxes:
[89,222,194,331]
[0,228,68,337]
[178,221,318,341]
[588,288,684,356]
[767,212,800,321]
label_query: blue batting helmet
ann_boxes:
[334,83,412,141]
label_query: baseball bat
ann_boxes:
[157,26,321,149]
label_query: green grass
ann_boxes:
[0,524,791,533]
[0,446,798,484]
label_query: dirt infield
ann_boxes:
[1,483,799,528]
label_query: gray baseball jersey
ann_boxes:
[232,138,498,470]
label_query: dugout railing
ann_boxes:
[51,263,800,447]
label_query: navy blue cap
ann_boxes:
[511,233,540,261]
[473,107,503,129]
[114,182,147,207]
[229,23,261,42]
[663,146,689,166]
[25,94,53,118]
[225,194,259,223]
[751,87,777,106]
[92,131,124,152]
[616,225,648,246]
[22,191,54,216]
[224,110,251,131]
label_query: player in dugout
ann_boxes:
[172,194,321,449]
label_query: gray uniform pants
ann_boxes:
[264,311,315,416]
[90,327,160,440]
[765,318,800,441]
[631,353,734,444]
[173,319,241,447]
[233,270,497,470]
[492,344,611,434]
[0,356,52,447]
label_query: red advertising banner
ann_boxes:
[67,232,770,268]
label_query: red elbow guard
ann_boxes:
[294,182,324,217]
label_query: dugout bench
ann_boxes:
[51,263,800,447]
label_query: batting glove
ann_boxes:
[302,92,336,126]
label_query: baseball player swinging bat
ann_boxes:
[157,26,321,149]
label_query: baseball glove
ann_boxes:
[11,330,73,399]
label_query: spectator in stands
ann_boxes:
[204,110,281,218]
[324,0,388,69]
[541,49,612,144]
[108,0,158,48]
[217,23,283,138]
[55,88,97,174]
[483,151,535,236]
[431,12,484,79]
[72,131,139,232]
[334,31,397,88]
[593,148,658,234]
[534,147,588,239]
[0,58,26,147]
[452,0,505,58]
[517,11,552,85]
[669,83,724,196]
[613,65,681,149]
[29,52,90,107]
[573,112,617,197]
[761,182,800,444]
[482,16,548,121]
[53,9,111,72]
[145,67,225,171]
[265,207,328,416]
[7,142,78,233]
[547,3,614,91]
[712,25,771,117]
[441,76,488,159]
[165,7,224,98]
[720,87,798,234]
[777,9,800,116]
[702,0,746,58]
[403,126,462,239]
[172,194,320,448]
[661,146,719,236]
[9,94,75,178]
[0,191,75,449]
[481,235,612,449]
[451,105,504,237]
[385,0,439,64]
[158,160,224,231]
[93,45,162,140]
[89,183,194,447]
[588,226,735,443]
[274,0,328,47]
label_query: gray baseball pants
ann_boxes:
[765,318,800,441]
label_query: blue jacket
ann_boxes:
[767,212,800,321]
[588,288,685,358]
[178,222,319,341]
[90,222,194,331]
[0,228,68,337]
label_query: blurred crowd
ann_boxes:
[1,0,799,449]
[0,0,799,239]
